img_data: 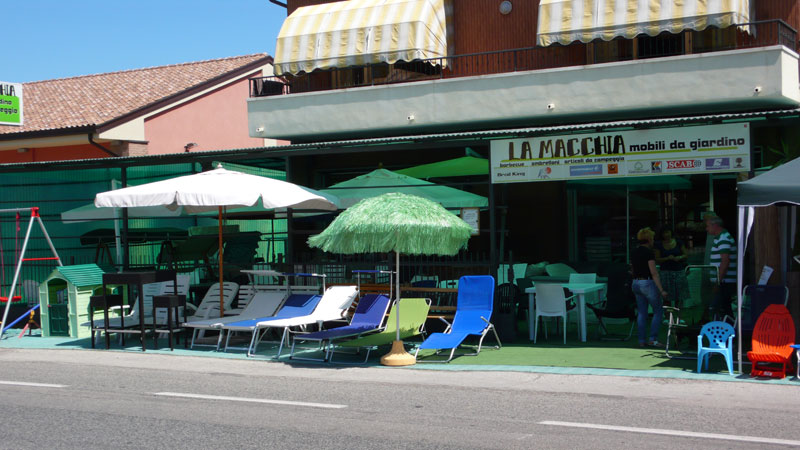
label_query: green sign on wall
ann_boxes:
[0,81,23,126]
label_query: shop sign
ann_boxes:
[489,123,749,183]
[0,81,23,126]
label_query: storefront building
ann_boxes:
[246,0,800,290]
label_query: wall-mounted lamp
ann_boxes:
[753,86,762,94]
[499,1,512,15]
[184,142,198,152]
[546,103,555,110]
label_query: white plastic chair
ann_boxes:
[569,273,603,305]
[185,282,240,321]
[533,283,576,344]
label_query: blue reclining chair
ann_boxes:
[415,275,501,363]
[288,293,392,362]
[220,293,322,355]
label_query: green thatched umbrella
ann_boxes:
[308,192,472,365]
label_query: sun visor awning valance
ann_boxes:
[274,0,452,76]
[536,0,750,47]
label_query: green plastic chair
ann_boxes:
[333,298,431,364]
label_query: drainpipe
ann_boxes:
[268,0,287,8]
[88,133,117,157]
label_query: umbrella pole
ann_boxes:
[218,206,224,318]
[381,251,416,366]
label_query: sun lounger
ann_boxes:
[185,282,240,320]
[220,292,322,353]
[415,275,501,363]
[332,297,431,364]
[183,285,289,350]
[287,293,392,362]
[247,285,359,358]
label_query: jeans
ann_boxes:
[632,279,663,344]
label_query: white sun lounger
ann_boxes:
[247,285,359,358]
[184,285,292,350]
[185,282,240,321]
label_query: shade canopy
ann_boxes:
[737,157,800,207]
[396,156,489,179]
[95,166,337,213]
[94,166,337,317]
[321,168,487,209]
[274,0,451,75]
[308,192,472,256]
[61,203,184,223]
[536,0,750,47]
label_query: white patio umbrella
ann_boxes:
[94,165,337,316]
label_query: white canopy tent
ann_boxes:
[735,156,800,372]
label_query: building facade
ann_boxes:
[0,54,278,163]
[247,0,800,291]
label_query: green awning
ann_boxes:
[396,156,489,179]
[322,168,488,209]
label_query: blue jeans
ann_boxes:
[632,279,663,344]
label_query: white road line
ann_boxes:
[0,380,67,388]
[539,421,800,447]
[153,392,347,409]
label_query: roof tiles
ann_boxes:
[0,54,270,136]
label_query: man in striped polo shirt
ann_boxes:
[706,216,737,319]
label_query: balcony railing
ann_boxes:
[251,20,797,98]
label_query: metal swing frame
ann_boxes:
[0,207,63,339]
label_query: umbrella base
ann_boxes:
[380,340,416,366]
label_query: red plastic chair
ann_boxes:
[746,304,796,379]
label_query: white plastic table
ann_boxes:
[525,282,606,343]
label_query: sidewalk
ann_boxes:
[1,328,797,386]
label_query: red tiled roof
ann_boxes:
[0,54,271,136]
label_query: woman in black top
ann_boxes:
[631,227,668,347]
[655,228,689,307]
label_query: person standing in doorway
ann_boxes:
[706,216,737,319]
[655,228,689,307]
[631,227,669,347]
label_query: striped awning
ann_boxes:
[274,0,451,76]
[537,0,751,47]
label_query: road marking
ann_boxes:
[0,380,67,388]
[153,392,347,409]
[540,421,800,447]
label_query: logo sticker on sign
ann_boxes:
[705,158,730,169]
[667,160,702,170]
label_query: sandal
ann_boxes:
[649,341,665,348]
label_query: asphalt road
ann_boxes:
[0,349,798,449]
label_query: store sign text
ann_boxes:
[490,123,750,183]
[0,81,23,126]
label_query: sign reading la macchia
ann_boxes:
[490,123,750,183]
[0,81,23,126]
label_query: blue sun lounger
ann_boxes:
[415,275,501,363]
[220,292,322,354]
[288,293,392,362]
